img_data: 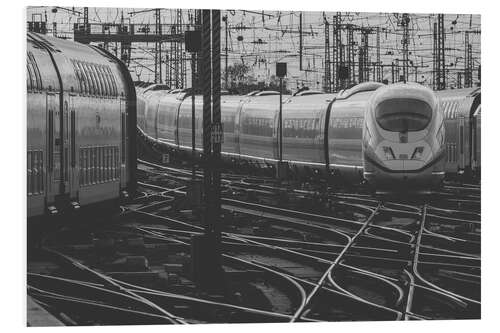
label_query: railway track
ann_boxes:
[27,159,480,324]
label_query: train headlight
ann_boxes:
[411,146,424,160]
[383,146,396,160]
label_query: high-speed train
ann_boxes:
[137,81,472,190]
[27,32,136,219]
[363,83,445,188]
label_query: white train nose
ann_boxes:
[381,159,425,171]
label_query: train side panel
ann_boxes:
[177,95,203,152]
[157,94,182,147]
[239,95,282,164]
[437,88,481,175]
[220,96,241,157]
[27,33,136,218]
[281,94,333,172]
[27,36,60,217]
[327,92,370,180]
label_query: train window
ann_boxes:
[99,65,110,97]
[71,60,82,93]
[27,58,36,91]
[27,52,42,91]
[27,64,33,91]
[83,63,96,95]
[90,64,102,96]
[75,62,87,95]
[78,62,90,95]
[96,65,107,97]
[92,65,103,96]
[106,67,118,96]
[97,65,108,96]
[90,64,101,96]
[107,68,117,96]
[375,98,432,132]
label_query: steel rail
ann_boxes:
[289,203,381,322]
[40,247,187,324]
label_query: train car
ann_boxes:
[363,83,445,189]
[136,83,167,132]
[138,81,478,190]
[328,83,385,182]
[27,32,136,219]
[280,91,336,177]
[435,88,481,177]
[177,92,204,153]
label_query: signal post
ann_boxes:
[188,10,224,292]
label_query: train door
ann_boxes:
[470,105,481,170]
[175,101,182,148]
[458,116,465,171]
[46,91,62,206]
[120,98,128,189]
[68,93,78,200]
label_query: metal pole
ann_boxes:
[212,9,222,237]
[224,15,229,90]
[202,9,212,227]
[191,53,196,179]
[279,77,283,162]
[299,12,303,71]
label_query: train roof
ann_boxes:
[435,87,480,100]
[369,82,438,109]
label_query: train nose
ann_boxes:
[364,151,443,190]
[382,159,425,171]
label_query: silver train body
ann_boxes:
[435,87,481,177]
[137,82,480,189]
[27,33,136,219]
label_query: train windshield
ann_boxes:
[375,98,432,132]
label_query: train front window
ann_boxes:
[375,98,432,132]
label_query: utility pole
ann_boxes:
[223,15,229,90]
[391,61,395,83]
[299,12,303,71]
[324,16,331,92]
[437,14,446,90]
[276,63,287,180]
[347,25,355,85]
[83,7,89,33]
[464,31,473,88]
[333,13,342,91]
[359,28,370,83]
[376,27,381,82]
[433,22,437,90]
[401,14,410,83]
[191,9,223,292]
[154,8,162,84]
[212,9,222,237]
[184,29,201,179]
